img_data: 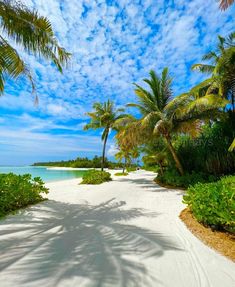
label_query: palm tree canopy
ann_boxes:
[84,100,128,139]
[127,68,227,141]
[0,0,71,94]
[191,32,235,111]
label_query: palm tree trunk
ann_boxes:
[165,136,184,176]
[123,157,127,173]
[101,132,109,172]
[158,162,164,176]
[231,77,235,112]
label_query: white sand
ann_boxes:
[0,170,234,287]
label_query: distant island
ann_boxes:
[32,155,137,169]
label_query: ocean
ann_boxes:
[0,166,87,182]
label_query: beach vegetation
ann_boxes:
[114,172,128,176]
[0,173,48,217]
[81,169,112,185]
[123,68,227,176]
[183,176,235,233]
[84,100,129,171]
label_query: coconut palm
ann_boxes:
[192,32,235,111]
[0,0,70,95]
[219,0,234,10]
[84,100,127,171]
[192,32,235,151]
[115,149,130,173]
[127,68,227,175]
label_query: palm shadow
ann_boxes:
[118,176,184,194]
[0,199,182,286]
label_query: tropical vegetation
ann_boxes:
[33,155,137,169]
[183,176,235,233]
[0,0,70,97]
[81,169,112,185]
[0,173,48,217]
[117,68,227,177]
[84,100,128,171]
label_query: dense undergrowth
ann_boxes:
[183,176,235,233]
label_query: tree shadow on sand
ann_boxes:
[118,176,184,195]
[0,199,182,286]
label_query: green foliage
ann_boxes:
[183,176,235,233]
[114,172,128,176]
[0,173,48,217]
[143,165,161,173]
[0,0,70,94]
[175,115,235,176]
[81,170,112,185]
[126,167,136,172]
[33,155,131,169]
[156,169,217,188]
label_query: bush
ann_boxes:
[81,169,112,184]
[0,173,49,217]
[183,176,235,233]
[114,172,128,176]
[126,167,136,172]
[156,169,217,188]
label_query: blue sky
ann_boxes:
[0,0,234,165]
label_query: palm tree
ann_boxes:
[192,32,235,151]
[127,68,227,175]
[192,32,235,111]
[0,0,70,95]
[219,0,234,10]
[84,100,127,171]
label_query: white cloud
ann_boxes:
[0,0,234,164]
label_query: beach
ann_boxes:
[0,170,234,287]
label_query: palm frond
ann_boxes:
[219,0,234,11]
[175,94,228,121]
[228,138,235,151]
[0,36,34,94]
[0,0,70,70]
[191,64,215,74]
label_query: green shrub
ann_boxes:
[81,169,112,184]
[183,176,235,233]
[0,173,49,217]
[114,172,128,176]
[126,167,136,172]
[156,169,217,188]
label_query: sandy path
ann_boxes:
[0,170,234,287]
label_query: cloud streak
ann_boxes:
[0,0,234,164]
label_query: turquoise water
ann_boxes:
[0,166,87,182]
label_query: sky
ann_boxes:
[0,0,234,165]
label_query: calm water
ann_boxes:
[0,166,87,182]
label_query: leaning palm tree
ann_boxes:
[127,68,227,175]
[219,0,234,10]
[84,100,127,171]
[0,0,70,95]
